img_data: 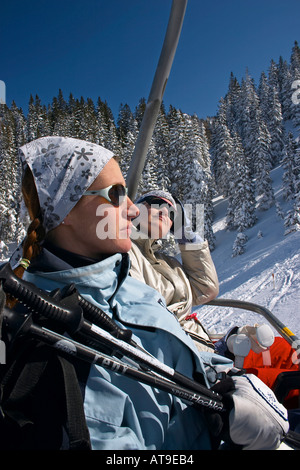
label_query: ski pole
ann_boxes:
[2,306,224,412]
[4,307,300,449]
[208,298,300,348]
[0,262,221,401]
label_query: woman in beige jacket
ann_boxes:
[129,190,219,352]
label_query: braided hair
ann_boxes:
[6,166,45,307]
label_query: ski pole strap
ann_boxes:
[57,354,91,450]
[0,341,91,450]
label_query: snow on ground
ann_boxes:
[196,165,300,339]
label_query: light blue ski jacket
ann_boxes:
[24,251,232,450]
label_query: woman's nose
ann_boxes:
[127,198,140,219]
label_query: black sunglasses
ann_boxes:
[142,196,173,207]
[142,196,176,221]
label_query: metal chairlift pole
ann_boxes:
[126,0,188,200]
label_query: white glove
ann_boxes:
[229,374,289,450]
[172,197,204,245]
[226,324,275,368]
[237,324,274,354]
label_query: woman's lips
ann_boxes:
[120,224,132,237]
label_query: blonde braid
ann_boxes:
[13,216,45,279]
[6,167,45,308]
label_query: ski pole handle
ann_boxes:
[59,283,133,343]
[0,263,133,344]
[0,263,83,334]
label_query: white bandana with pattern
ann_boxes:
[19,136,114,232]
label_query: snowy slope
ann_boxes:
[197,164,300,339]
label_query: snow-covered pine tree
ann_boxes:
[80,97,99,143]
[96,98,121,155]
[0,106,10,210]
[133,98,162,194]
[167,106,186,200]
[210,98,234,197]
[10,101,27,148]
[283,131,300,234]
[279,42,300,125]
[67,97,84,139]
[27,94,51,141]
[182,114,207,193]
[290,40,300,73]
[193,117,211,170]
[0,107,23,242]
[134,97,146,127]
[119,118,139,183]
[26,94,37,140]
[6,102,29,238]
[138,137,160,195]
[258,70,285,166]
[192,117,215,247]
[258,71,270,123]
[225,73,242,134]
[117,103,135,148]
[290,41,300,128]
[238,70,261,175]
[280,63,294,122]
[50,89,71,137]
[275,201,285,220]
[268,59,280,94]
[284,192,300,234]
[152,103,171,191]
[232,230,248,257]
[257,230,263,239]
[267,87,285,165]
[250,108,275,211]
[66,95,98,142]
[277,55,290,110]
[169,111,215,248]
[226,131,256,231]
[282,132,299,201]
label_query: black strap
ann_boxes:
[0,341,91,449]
[57,355,91,450]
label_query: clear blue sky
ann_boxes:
[1,0,300,120]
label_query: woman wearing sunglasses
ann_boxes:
[7,136,288,450]
[129,190,219,353]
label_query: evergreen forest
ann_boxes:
[0,41,299,257]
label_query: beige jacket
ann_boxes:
[129,238,219,352]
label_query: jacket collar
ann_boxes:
[132,238,162,259]
[26,244,130,309]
